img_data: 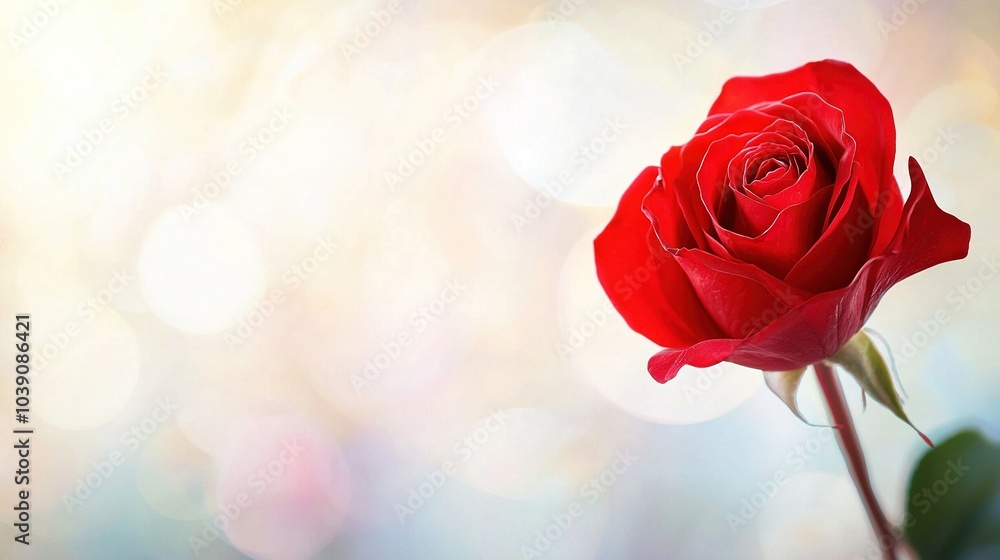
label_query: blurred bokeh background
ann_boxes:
[1,0,999,558]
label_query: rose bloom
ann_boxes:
[594,60,970,382]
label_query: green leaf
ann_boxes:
[827,331,930,445]
[904,430,1000,560]
[763,368,810,423]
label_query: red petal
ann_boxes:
[731,190,779,237]
[755,140,824,208]
[643,148,696,249]
[758,93,850,170]
[673,248,807,338]
[784,163,874,291]
[709,60,895,216]
[870,176,904,255]
[859,158,971,314]
[595,167,722,348]
[715,184,832,279]
[696,131,758,229]
[671,109,784,249]
[753,94,857,214]
[648,339,741,383]
[735,121,811,198]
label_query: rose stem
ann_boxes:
[814,362,902,560]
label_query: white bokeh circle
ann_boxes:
[480,23,707,207]
[138,204,266,333]
[34,309,140,430]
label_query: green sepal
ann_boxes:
[827,330,932,446]
[763,368,810,423]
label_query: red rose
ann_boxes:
[594,60,971,383]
